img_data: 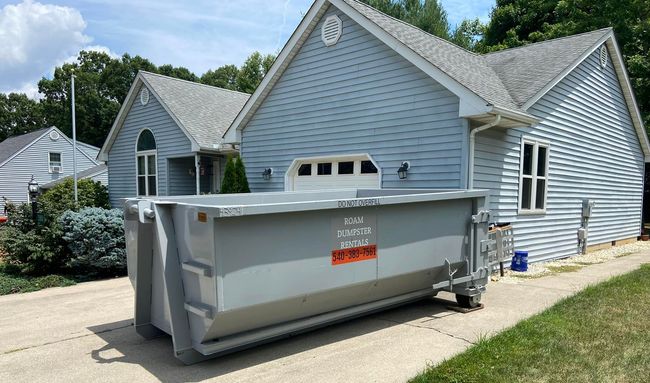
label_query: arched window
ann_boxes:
[136,129,157,196]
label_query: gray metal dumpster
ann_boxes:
[124,188,492,364]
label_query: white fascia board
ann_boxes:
[223,0,329,144]
[522,31,613,110]
[605,37,650,159]
[97,75,142,161]
[330,0,490,116]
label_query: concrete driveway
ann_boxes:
[1,251,648,383]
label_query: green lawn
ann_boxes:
[0,263,76,295]
[411,263,650,383]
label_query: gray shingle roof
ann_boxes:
[0,128,50,165]
[343,0,521,112]
[342,0,611,112]
[140,72,250,149]
[484,28,612,107]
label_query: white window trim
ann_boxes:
[48,151,63,173]
[285,153,381,191]
[135,129,158,197]
[518,137,550,215]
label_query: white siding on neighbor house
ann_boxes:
[0,129,98,211]
[90,170,108,186]
[107,83,193,207]
[474,49,644,262]
[241,5,465,192]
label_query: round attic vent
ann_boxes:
[321,15,342,46]
[140,88,150,106]
[49,130,60,141]
[599,45,608,69]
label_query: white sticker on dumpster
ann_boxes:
[331,214,377,265]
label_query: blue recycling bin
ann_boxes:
[511,250,528,272]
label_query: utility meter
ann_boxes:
[582,199,595,218]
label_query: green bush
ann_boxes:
[0,203,66,275]
[59,207,126,274]
[220,156,251,193]
[40,178,109,216]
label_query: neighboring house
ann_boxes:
[0,126,104,212]
[98,71,249,207]
[40,163,108,191]
[223,0,650,262]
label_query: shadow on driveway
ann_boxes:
[87,296,457,382]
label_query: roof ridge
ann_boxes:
[345,0,480,57]
[139,70,251,97]
[483,27,612,56]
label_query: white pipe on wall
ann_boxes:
[468,114,502,189]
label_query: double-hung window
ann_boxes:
[48,152,62,173]
[136,129,157,196]
[519,138,549,214]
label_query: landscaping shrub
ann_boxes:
[0,202,66,274]
[59,207,126,274]
[221,156,251,193]
[40,178,109,216]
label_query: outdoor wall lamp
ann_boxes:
[262,168,273,180]
[397,161,410,180]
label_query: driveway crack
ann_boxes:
[375,317,475,345]
[2,323,132,355]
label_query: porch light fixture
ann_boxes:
[262,168,273,180]
[397,161,410,180]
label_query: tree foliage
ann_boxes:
[220,156,251,193]
[478,0,650,127]
[39,178,110,217]
[0,93,47,141]
[361,0,481,49]
[59,208,126,273]
[1,51,274,147]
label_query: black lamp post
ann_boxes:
[27,175,39,222]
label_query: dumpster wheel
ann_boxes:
[455,293,481,309]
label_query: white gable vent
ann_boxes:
[140,87,150,106]
[321,15,342,46]
[599,45,608,69]
[49,130,60,141]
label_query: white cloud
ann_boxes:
[0,0,91,95]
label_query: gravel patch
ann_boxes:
[493,241,650,284]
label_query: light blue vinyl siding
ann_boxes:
[241,6,464,191]
[0,129,98,211]
[107,84,193,206]
[474,49,644,262]
[168,157,196,196]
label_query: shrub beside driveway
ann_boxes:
[411,263,650,383]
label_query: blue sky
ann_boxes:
[0,0,494,97]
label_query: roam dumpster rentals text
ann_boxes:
[331,214,377,265]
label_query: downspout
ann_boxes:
[468,115,502,189]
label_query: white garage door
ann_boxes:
[288,156,380,191]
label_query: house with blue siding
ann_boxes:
[223,0,650,262]
[0,126,104,212]
[98,72,249,207]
